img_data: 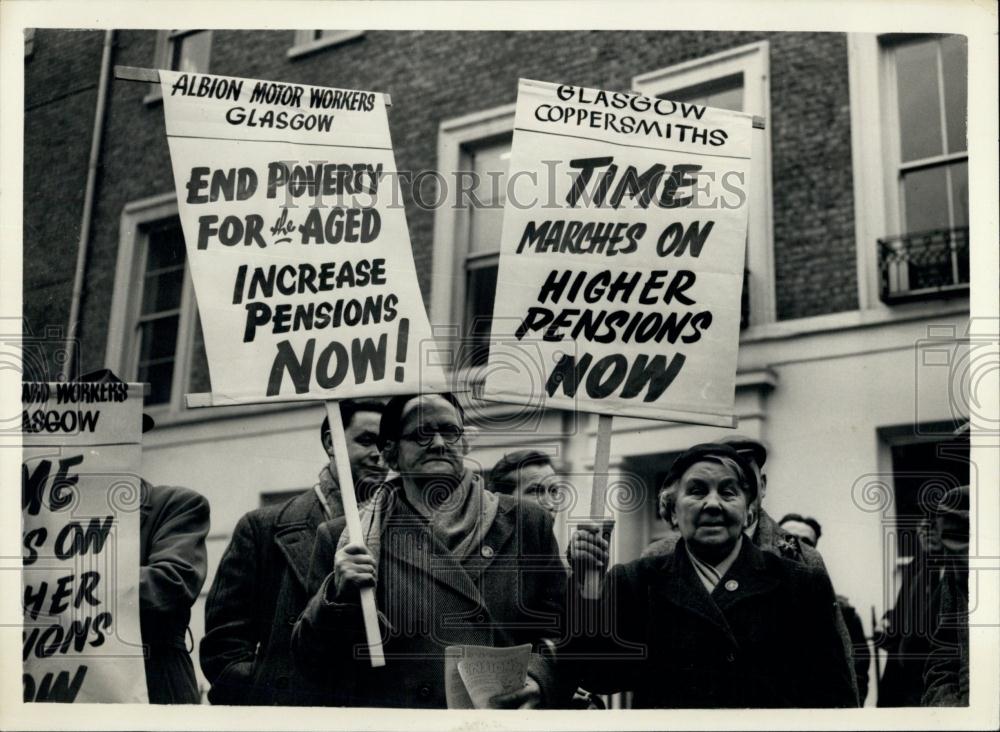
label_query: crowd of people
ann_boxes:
[127,387,969,708]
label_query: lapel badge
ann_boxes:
[724,579,739,592]
[481,545,494,558]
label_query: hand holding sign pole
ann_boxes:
[325,400,384,667]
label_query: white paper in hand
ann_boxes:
[455,644,533,709]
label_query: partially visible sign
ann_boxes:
[160,70,446,405]
[482,79,753,426]
[21,383,147,703]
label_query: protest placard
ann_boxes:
[21,382,147,703]
[482,79,753,427]
[159,70,446,405]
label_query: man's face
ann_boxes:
[513,463,561,515]
[780,520,818,548]
[343,411,384,484]
[389,395,467,481]
[672,460,748,560]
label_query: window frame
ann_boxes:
[430,103,516,373]
[848,33,971,310]
[287,30,365,60]
[106,193,200,417]
[632,40,776,327]
[144,29,213,106]
[879,34,968,294]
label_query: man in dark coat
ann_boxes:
[567,443,858,708]
[291,393,568,709]
[139,481,210,704]
[199,399,385,705]
[779,513,872,703]
[75,369,210,704]
[922,484,970,706]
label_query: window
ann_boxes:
[462,137,510,366]
[288,30,365,59]
[878,35,969,302]
[106,194,209,414]
[431,104,515,373]
[145,30,212,105]
[633,41,775,327]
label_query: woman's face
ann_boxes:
[672,460,749,560]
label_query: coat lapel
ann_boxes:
[381,501,485,608]
[273,489,328,591]
[651,543,737,646]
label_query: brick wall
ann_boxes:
[23,29,861,376]
[22,29,104,374]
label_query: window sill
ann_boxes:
[739,297,969,345]
[287,31,365,60]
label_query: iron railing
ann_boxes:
[878,227,969,304]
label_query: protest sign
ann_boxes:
[21,382,147,703]
[445,644,532,709]
[482,79,753,427]
[159,70,445,405]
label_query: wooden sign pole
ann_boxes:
[324,400,385,667]
[582,413,614,599]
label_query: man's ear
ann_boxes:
[322,431,335,459]
[383,441,399,471]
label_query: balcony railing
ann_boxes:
[878,227,969,304]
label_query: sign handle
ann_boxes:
[325,400,386,668]
[582,413,614,599]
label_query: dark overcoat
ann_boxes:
[139,482,210,704]
[567,538,859,708]
[291,491,568,708]
[200,488,333,705]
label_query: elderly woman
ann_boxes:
[567,443,857,708]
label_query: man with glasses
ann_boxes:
[200,399,385,705]
[292,393,569,709]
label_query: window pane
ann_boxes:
[138,315,180,363]
[174,31,210,73]
[469,206,506,256]
[467,138,510,256]
[662,74,744,112]
[146,225,186,272]
[463,264,498,367]
[902,166,949,234]
[142,268,185,313]
[949,160,968,228]
[940,35,968,154]
[138,361,175,406]
[896,39,943,162]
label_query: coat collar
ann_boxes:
[273,486,330,590]
[651,538,780,646]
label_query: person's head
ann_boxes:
[715,435,767,512]
[488,450,561,515]
[379,393,467,484]
[666,443,758,563]
[930,485,970,557]
[321,399,386,484]
[778,513,823,548]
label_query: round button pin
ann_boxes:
[724,579,739,592]
[481,545,494,558]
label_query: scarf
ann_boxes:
[687,535,743,595]
[336,470,500,571]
